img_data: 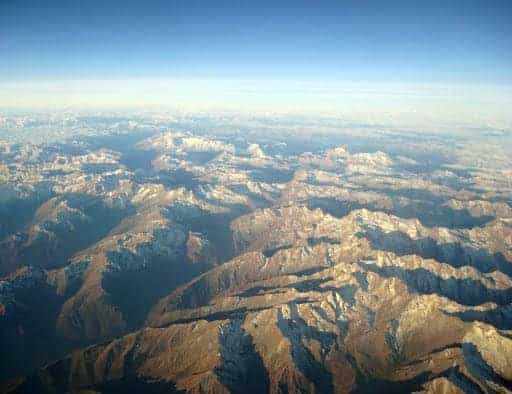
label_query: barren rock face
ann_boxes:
[1,114,511,393]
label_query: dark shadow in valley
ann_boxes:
[237,277,333,298]
[446,304,512,330]
[360,227,512,278]
[382,201,493,229]
[240,165,295,184]
[353,271,369,291]
[277,302,336,394]
[488,196,512,207]
[185,151,220,165]
[359,262,512,306]
[79,130,159,173]
[187,212,238,263]
[132,169,203,193]
[376,187,445,205]
[119,148,158,172]
[10,354,184,394]
[215,314,270,394]
[0,267,65,382]
[306,194,494,229]
[293,266,329,277]
[324,284,358,307]
[86,377,184,394]
[80,163,120,174]
[307,197,369,219]
[164,204,239,263]
[169,304,287,326]
[366,187,493,229]
[6,357,74,394]
[262,244,293,258]
[39,141,89,160]
[80,129,155,155]
[102,230,206,329]
[430,171,474,191]
[462,342,512,391]
[173,274,218,311]
[1,193,133,274]
[0,184,53,242]
[403,343,464,368]
[172,241,330,309]
[228,184,273,209]
[385,320,403,364]
[307,236,341,247]
[154,169,201,190]
[262,137,332,157]
[354,366,484,394]
[236,278,358,309]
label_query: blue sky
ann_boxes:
[1,0,510,83]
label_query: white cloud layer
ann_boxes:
[2,79,511,132]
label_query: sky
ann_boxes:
[0,0,510,124]
[1,0,510,83]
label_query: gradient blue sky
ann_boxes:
[1,0,511,83]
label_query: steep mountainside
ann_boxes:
[1,116,511,393]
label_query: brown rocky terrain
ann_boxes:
[1,117,511,393]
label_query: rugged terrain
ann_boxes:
[0,113,511,393]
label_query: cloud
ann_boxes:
[1,79,511,132]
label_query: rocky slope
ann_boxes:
[1,116,511,393]
[7,205,512,393]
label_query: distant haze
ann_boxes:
[2,0,511,131]
[2,80,511,133]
